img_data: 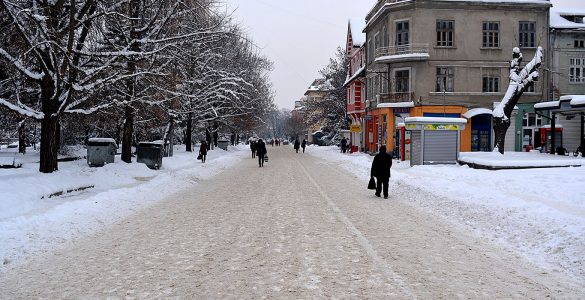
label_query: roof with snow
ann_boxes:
[550,8,585,29]
[349,19,366,46]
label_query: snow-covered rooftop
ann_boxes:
[349,18,366,46]
[405,117,468,124]
[550,8,585,29]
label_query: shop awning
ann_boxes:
[462,108,493,119]
[535,95,585,113]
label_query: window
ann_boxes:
[575,40,585,48]
[522,113,542,127]
[570,58,585,83]
[383,25,389,48]
[368,40,373,63]
[436,20,454,47]
[395,70,410,93]
[525,83,535,93]
[436,67,454,92]
[482,75,500,92]
[396,21,409,46]
[482,22,499,48]
[519,21,536,48]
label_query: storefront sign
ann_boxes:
[424,124,460,131]
[350,125,361,132]
[364,115,373,120]
[405,124,419,130]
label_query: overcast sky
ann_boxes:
[223,0,583,110]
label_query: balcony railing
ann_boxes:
[379,92,413,103]
[375,44,430,63]
[367,92,414,109]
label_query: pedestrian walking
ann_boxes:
[250,141,256,158]
[294,139,300,153]
[256,139,267,167]
[370,145,392,199]
[301,139,307,153]
[271,139,275,147]
[341,137,348,153]
[199,141,208,163]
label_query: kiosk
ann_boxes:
[405,117,467,166]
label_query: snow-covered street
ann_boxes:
[0,146,582,298]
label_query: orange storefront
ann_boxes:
[365,105,471,154]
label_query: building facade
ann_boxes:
[364,0,550,155]
[546,8,585,153]
[345,19,367,152]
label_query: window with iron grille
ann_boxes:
[519,21,535,48]
[482,76,500,92]
[575,40,585,48]
[482,22,499,48]
[436,67,454,92]
[436,20,454,47]
[570,58,585,83]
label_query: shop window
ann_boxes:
[522,112,542,127]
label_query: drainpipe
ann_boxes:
[550,112,556,154]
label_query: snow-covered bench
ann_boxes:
[0,153,22,168]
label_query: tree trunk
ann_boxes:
[206,127,211,150]
[493,117,510,154]
[185,113,193,152]
[121,105,134,163]
[39,116,59,173]
[18,120,26,154]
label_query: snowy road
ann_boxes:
[0,147,582,298]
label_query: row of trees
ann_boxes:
[0,0,274,173]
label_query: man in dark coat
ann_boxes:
[256,139,267,167]
[341,137,348,153]
[294,139,300,153]
[301,139,307,153]
[199,141,208,163]
[250,141,256,158]
[370,145,392,199]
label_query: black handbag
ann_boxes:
[264,155,269,162]
[197,154,202,160]
[368,177,376,190]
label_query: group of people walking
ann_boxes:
[293,139,306,153]
[250,139,267,167]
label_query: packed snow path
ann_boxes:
[0,147,581,298]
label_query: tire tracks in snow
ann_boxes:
[295,157,416,298]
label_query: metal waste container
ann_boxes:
[87,138,117,167]
[217,139,229,151]
[137,141,164,170]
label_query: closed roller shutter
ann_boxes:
[410,131,422,166]
[423,131,458,164]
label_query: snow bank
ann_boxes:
[307,146,585,283]
[0,144,248,269]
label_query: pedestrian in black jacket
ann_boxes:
[370,145,392,199]
[294,139,300,153]
[256,139,267,167]
[250,141,257,158]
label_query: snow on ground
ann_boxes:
[0,144,248,269]
[306,145,585,282]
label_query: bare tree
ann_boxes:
[493,47,543,154]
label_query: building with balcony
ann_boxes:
[364,0,550,155]
[344,19,367,152]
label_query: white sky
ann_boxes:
[223,0,583,110]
